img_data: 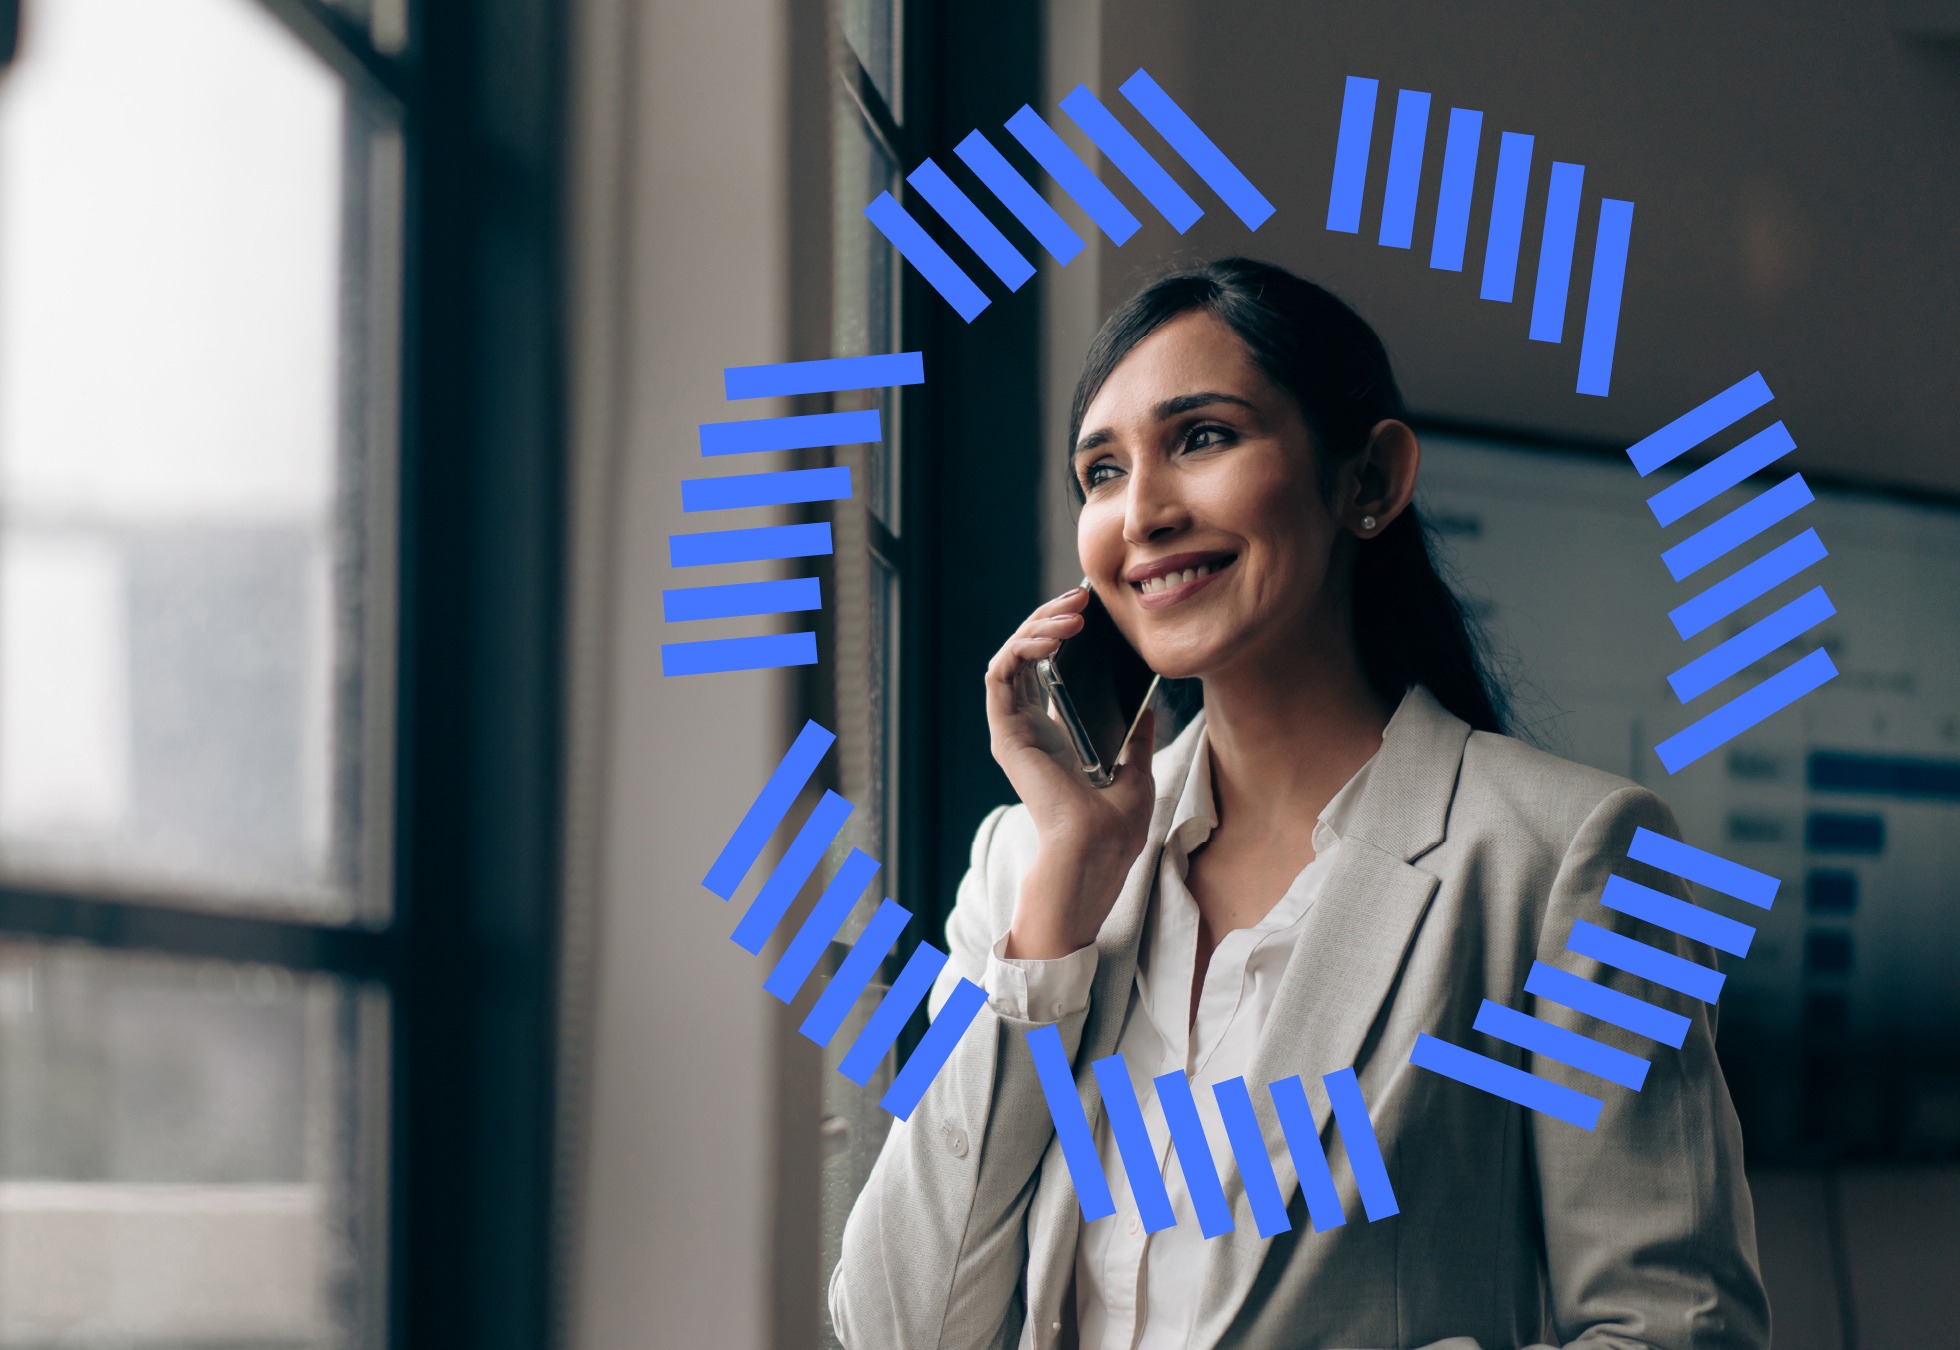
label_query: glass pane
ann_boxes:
[839,0,900,116]
[0,0,400,920]
[0,940,387,1347]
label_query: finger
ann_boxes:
[1028,585,1091,620]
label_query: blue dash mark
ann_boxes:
[905,158,1035,290]
[1479,132,1535,302]
[864,191,990,322]
[731,790,853,954]
[663,577,822,623]
[1667,528,1828,640]
[1028,1024,1116,1221]
[1092,1056,1177,1233]
[1655,647,1840,774]
[1646,421,1798,528]
[1667,587,1835,703]
[762,849,880,1002]
[681,466,852,512]
[800,898,910,1049]
[1574,198,1634,396]
[660,632,818,677]
[1323,1067,1398,1220]
[1326,75,1379,233]
[1005,105,1141,244]
[1214,1076,1291,1238]
[1662,475,1815,580]
[669,521,833,567]
[1060,83,1202,232]
[1119,68,1274,229]
[1529,161,1585,342]
[839,940,949,1085]
[1429,107,1483,270]
[1155,1069,1233,1237]
[882,978,988,1120]
[704,720,835,898]
[1410,1033,1603,1130]
[1473,999,1651,1091]
[699,408,881,457]
[1625,371,1774,476]
[954,130,1086,265]
[1566,919,1726,1003]
[1378,88,1431,249]
[1625,826,1781,909]
[1268,1075,1345,1231]
[1524,960,1691,1048]
[724,351,924,400]
[1597,875,1756,957]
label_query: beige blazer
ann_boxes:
[830,685,1770,1350]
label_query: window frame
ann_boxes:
[0,1,572,1347]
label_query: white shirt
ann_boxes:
[982,723,1379,1350]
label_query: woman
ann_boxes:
[829,259,1768,1349]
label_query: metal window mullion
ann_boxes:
[253,0,415,108]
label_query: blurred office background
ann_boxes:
[0,1,1953,1348]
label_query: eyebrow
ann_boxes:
[1072,390,1258,458]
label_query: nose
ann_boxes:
[1121,457,1190,546]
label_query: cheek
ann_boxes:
[1076,502,1124,579]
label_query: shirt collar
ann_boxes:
[1166,709,1388,856]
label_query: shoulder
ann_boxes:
[1451,727,1680,864]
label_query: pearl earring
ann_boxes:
[1360,514,1377,532]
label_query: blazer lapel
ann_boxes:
[1188,686,1471,1345]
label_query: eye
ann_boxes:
[1184,423,1235,452]
[1082,459,1122,489]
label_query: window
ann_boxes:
[0,1,568,1345]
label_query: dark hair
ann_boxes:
[1068,257,1510,736]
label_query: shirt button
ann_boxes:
[944,1126,969,1158]
[1050,999,1067,1019]
[1126,1213,1141,1235]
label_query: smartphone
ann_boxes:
[1033,580,1161,788]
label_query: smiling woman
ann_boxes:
[828,258,1770,1350]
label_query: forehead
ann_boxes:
[1083,309,1266,418]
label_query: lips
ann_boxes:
[1129,553,1236,609]
[1125,550,1237,587]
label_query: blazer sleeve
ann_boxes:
[1522,785,1772,1350]
[828,803,1096,1350]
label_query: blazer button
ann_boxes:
[944,1125,970,1158]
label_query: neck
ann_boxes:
[1197,620,1393,841]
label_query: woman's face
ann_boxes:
[1073,309,1350,682]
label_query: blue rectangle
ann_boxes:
[1325,75,1379,233]
[1118,68,1274,229]
[1575,198,1634,397]
[669,522,833,568]
[699,408,882,457]
[703,719,834,898]
[762,848,880,1002]
[1528,161,1585,341]
[1655,647,1839,775]
[882,977,988,1121]
[905,158,1036,290]
[954,130,1086,265]
[681,466,853,512]
[1060,83,1202,232]
[663,577,822,623]
[1566,919,1726,1003]
[1428,107,1483,270]
[724,352,924,400]
[1378,88,1431,249]
[1598,875,1756,958]
[1809,751,1960,801]
[1473,999,1650,1091]
[1006,105,1140,245]
[839,938,948,1084]
[1027,1024,1116,1221]
[1213,1076,1291,1238]
[731,790,854,953]
[1626,826,1780,909]
[1154,1070,1233,1238]
[1663,475,1815,580]
[800,898,910,1048]
[1625,371,1774,476]
[1479,132,1535,302]
[1322,1067,1398,1221]
[1807,811,1885,853]
[1668,528,1827,639]
[1409,1033,1603,1130]
[1092,1055,1176,1233]
[1524,960,1691,1048]
[1268,1075,1345,1231]
[864,192,991,322]
[1647,420,1798,527]
[1668,587,1834,702]
[660,632,817,676]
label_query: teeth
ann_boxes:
[1141,561,1222,593]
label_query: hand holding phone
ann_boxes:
[983,584,1161,957]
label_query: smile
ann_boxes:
[1132,554,1235,608]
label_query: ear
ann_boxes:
[1344,419,1421,538]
